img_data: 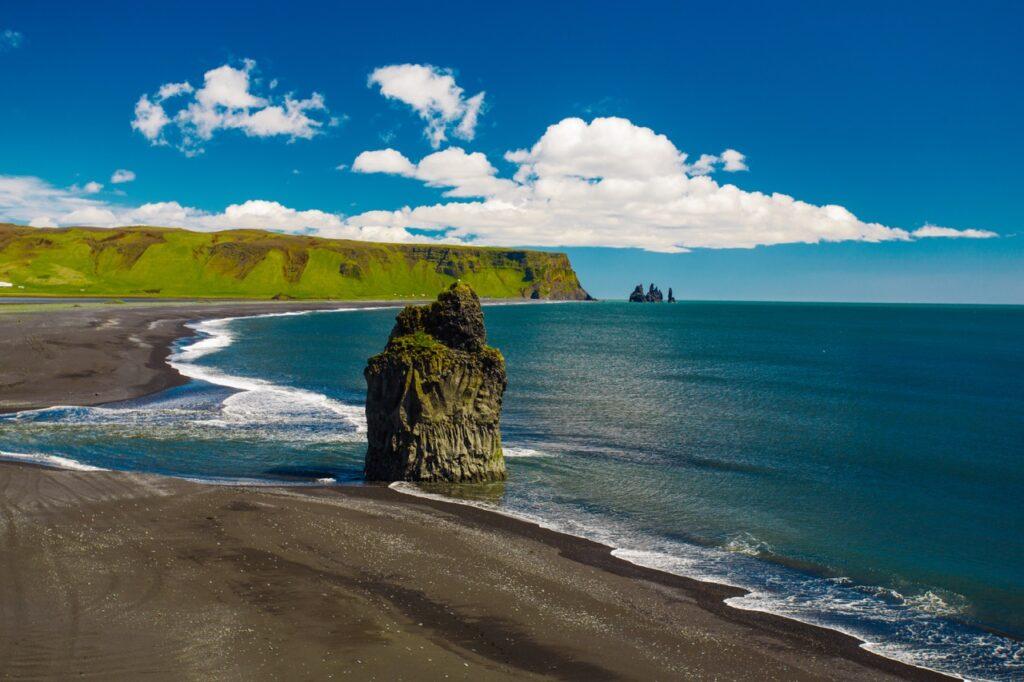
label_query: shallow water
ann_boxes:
[2,301,1022,679]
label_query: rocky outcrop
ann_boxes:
[363,282,507,482]
[629,283,668,302]
[667,288,676,303]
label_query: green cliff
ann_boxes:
[0,224,591,300]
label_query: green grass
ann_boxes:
[0,224,590,301]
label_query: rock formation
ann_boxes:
[628,283,669,302]
[363,282,507,482]
[667,288,676,303]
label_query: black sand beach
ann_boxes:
[0,301,953,680]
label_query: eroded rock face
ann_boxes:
[363,282,507,482]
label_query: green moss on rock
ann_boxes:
[363,282,507,483]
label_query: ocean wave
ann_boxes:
[723,531,773,557]
[903,590,970,618]
[390,480,1022,681]
[503,446,553,458]
[0,449,107,472]
[168,312,376,435]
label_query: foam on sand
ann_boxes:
[391,478,1021,681]
[0,449,107,472]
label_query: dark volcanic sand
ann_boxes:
[0,301,952,680]
[0,300,393,414]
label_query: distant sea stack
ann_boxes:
[629,283,675,302]
[363,282,507,483]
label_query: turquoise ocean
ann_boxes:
[1,301,1022,679]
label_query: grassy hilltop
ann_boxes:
[0,224,590,300]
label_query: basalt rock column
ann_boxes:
[363,282,508,482]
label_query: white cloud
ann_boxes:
[369,64,485,148]
[456,92,485,141]
[69,181,103,194]
[686,154,720,176]
[0,174,421,244]
[912,224,998,239]
[343,117,997,252]
[0,116,997,253]
[28,216,57,228]
[131,95,170,142]
[62,206,118,226]
[352,149,416,176]
[506,116,684,180]
[685,148,748,175]
[0,29,23,52]
[0,176,95,227]
[157,81,193,99]
[132,59,330,155]
[720,148,748,172]
[110,169,136,184]
[353,147,515,199]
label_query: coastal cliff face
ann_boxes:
[363,282,507,482]
[0,223,591,301]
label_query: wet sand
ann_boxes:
[0,299,394,414]
[0,301,953,680]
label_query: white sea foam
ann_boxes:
[177,474,306,487]
[0,449,106,472]
[389,480,1019,681]
[167,308,397,435]
[723,531,773,557]
[502,446,552,458]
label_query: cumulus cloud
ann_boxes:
[351,149,417,176]
[1,29,23,52]
[369,64,485,148]
[110,169,136,184]
[0,118,998,252]
[720,148,748,172]
[354,147,515,199]
[343,117,997,252]
[685,148,747,175]
[131,59,330,155]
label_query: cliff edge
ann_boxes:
[0,223,591,300]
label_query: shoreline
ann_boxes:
[0,299,406,414]
[0,300,956,680]
[374,483,955,681]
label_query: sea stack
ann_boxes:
[628,283,669,302]
[363,282,508,482]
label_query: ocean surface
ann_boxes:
[2,301,1022,680]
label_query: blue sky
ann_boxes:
[1,0,1021,302]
